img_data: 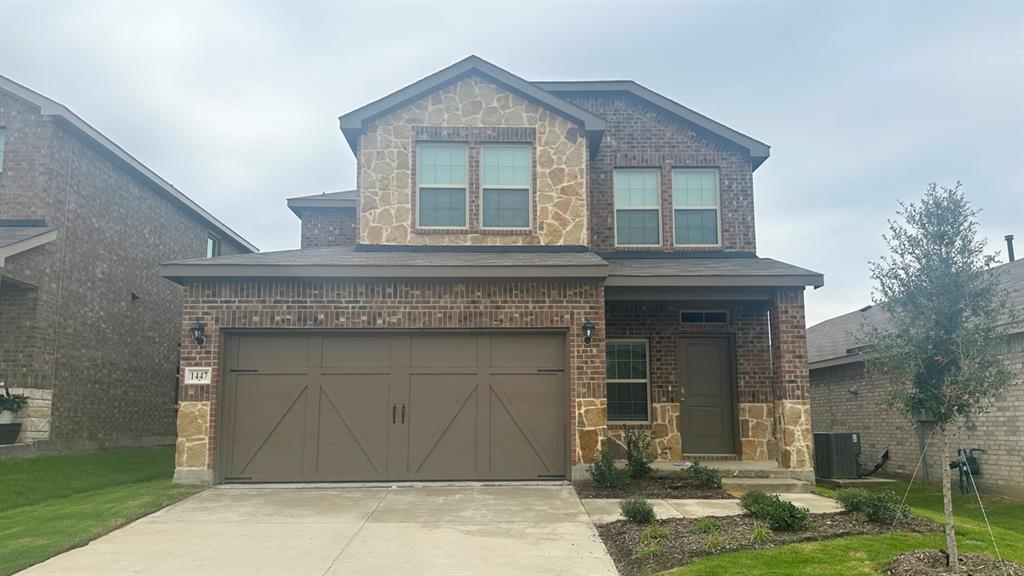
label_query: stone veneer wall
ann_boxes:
[358,76,588,246]
[604,299,774,461]
[7,387,52,443]
[556,92,757,253]
[297,207,357,248]
[811,331,1024,497]
[174,278,606,483]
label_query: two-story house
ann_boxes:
[0,75,255,454]
[161,56,822,485]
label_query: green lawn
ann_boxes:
[668,480,1024,575]
[0,448,203,576]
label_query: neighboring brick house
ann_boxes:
[0,76,255,453]
[161,56,823,485]
[808,257,1024,497]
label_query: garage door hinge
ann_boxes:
[536,369,564,373]
[229,369,259,373]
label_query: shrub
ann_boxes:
[623,429,657,479]
[836,488,874,512]
[695,517,721,535]
[739,490,810,532]
[620,497,657,524]
[836,488,909,525]
[705,533,726,552]
[587,446,629,489]
[688,462,722,489]
[748,522,773,544]
[631,543,664,560]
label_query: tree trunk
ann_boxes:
[942,426,959,572]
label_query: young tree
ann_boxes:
[864,182,1015,572]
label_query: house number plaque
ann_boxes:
[184,367,212,385]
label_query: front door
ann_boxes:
[678,336,736,455]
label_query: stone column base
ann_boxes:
[173,468,214,485]
[175,401,211,479]
[738,402,776,461]
[575,398,607,464]
[9,387,52,443]
[776,399,813,470]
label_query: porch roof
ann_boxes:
[604,255,824,288]
[0,223,59,267]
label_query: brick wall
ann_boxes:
[297,207,357,248]
[811,332,1024,497]
[174,278,607,479]
[558,92,756,253]
[0,89,247,443]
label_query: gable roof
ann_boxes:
[287,189,357,216]
[808,259,1024,369]
[535,80,771,169]
[339,55,606,152]
[0,75,257,253]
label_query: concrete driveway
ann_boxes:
[18,485,618,576]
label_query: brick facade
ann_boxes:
[0,88,247,445]
[297,207,357,248]
[558,92,756,253]
[811,332,1024,497]
[173,278,606,482]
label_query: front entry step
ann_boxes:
[722,477,815,495]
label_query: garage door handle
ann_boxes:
[401,404,406,424]
[392,404,396,424]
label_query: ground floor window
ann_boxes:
[606,339,650,422]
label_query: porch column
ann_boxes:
[770,288,814,470]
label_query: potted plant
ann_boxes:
[0,382,28,445]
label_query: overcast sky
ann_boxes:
[1,1,1021,325]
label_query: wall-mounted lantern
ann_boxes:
[582,319,596,345]
[191,320,207,347]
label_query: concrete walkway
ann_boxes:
[18,485,618,576]
[582,492,842,524]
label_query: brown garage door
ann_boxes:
[219,333,566,482]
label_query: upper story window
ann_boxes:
[417,143,467,228]
[206,234,220,258]
[481,145,531,229]
[672,169,720,246]
[613,169,660,246]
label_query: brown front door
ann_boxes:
[678,336,736,455]
[220,332,566,482]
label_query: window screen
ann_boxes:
[482,146,530,228]
[672,169,720,245]
[417,144,467,227]
[606,340,650,421]
[614,170,660,246]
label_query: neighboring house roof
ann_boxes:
[535,80,771,170]
[160,244,609,281]
[0,222,58,267]
[808,259,1024,369]
[287,190,357,216]
[339,55,607,153]
[0,75,257,253]
[604,254,823,288]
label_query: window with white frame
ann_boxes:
[417,143,467,228]
[614,169,660,246]
[206,234,220,258]
[672,169,720,245]
[606,339,650,422]
[481,145,531,229]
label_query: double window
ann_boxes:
[612,168,721,247]
[416,143,531,230]
[606,339,650,422]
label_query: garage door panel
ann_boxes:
[321,335,391,368]
[489,334,563,368]
[408,397,478,475]
[409,335,478,368]
[321,373,391,406]
[236,335,310,368]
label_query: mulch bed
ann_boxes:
[885,550,1023,576]
[599,512,940,576]
[574,476,729,499]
